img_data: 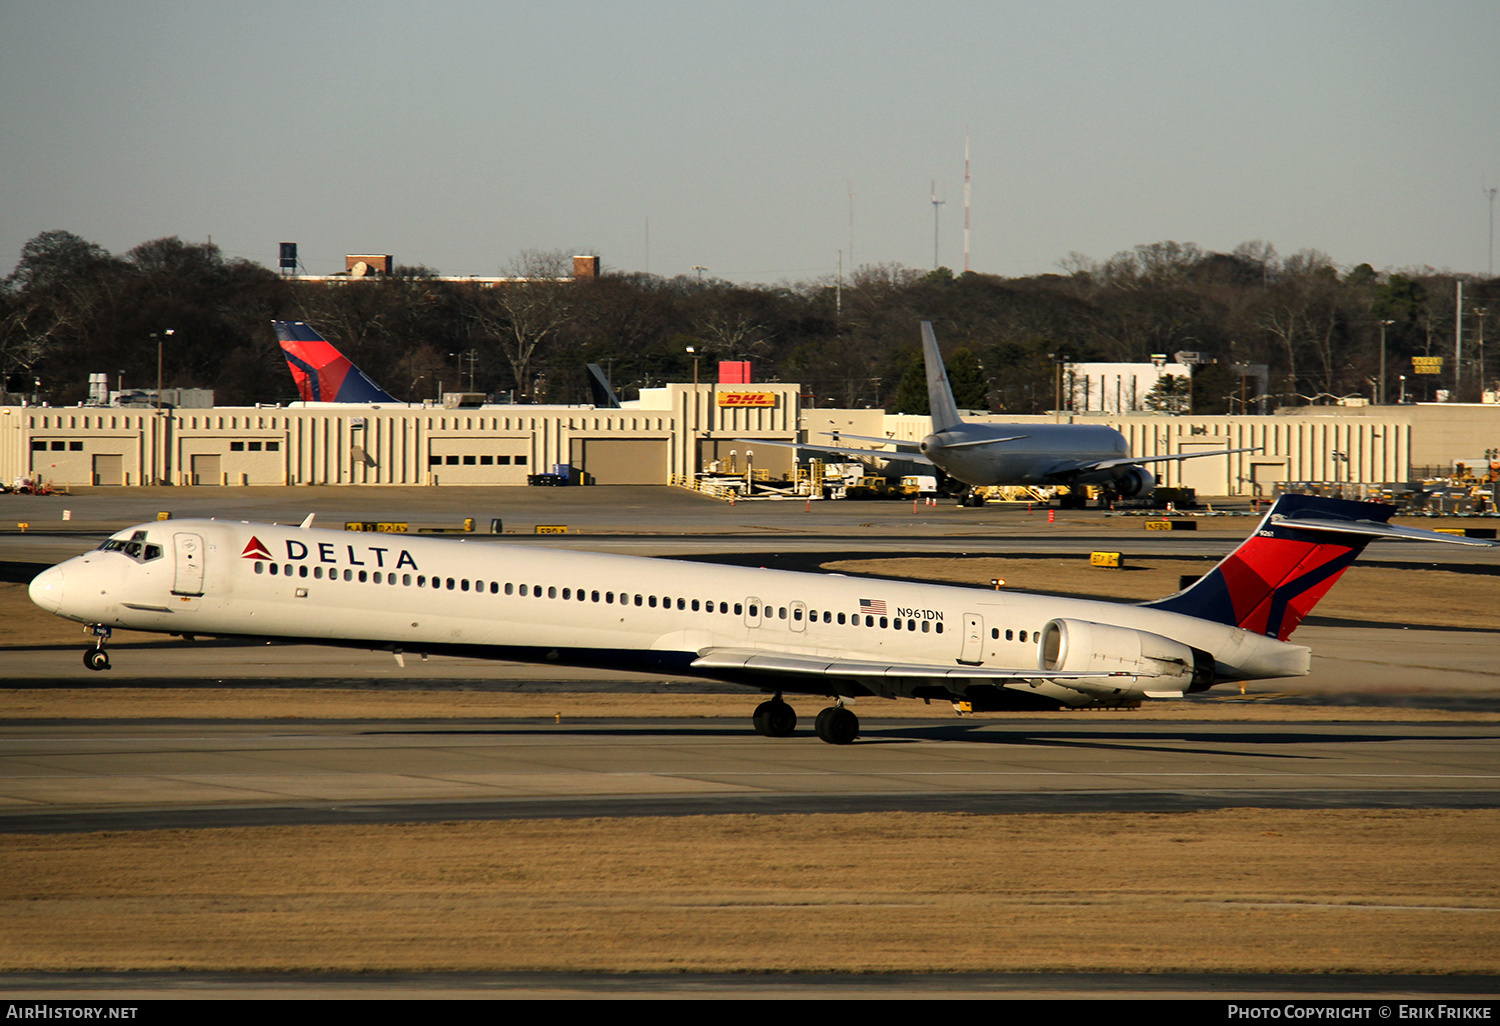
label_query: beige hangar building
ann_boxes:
[3,386,1497,497]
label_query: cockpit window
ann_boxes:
[99,535,164,563]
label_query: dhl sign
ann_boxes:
[717,391,778,408]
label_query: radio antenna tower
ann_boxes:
[1487,184,1497,277]
[848,179,856,270]
[960,131,972,273]
[931,179,945,269]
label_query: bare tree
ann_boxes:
[467,250,577,400]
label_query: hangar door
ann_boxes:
[1175,440,1231,496]
[569,438,669,485]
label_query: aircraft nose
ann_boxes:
[28,565,64,614]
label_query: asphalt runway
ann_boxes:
[3,714,1497,833]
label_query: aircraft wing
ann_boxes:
[733,438,936,466]
[691,649,1149,701]
[820,431,924,452]
[1078,446,1263,473]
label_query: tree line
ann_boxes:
[3,230,1496,413]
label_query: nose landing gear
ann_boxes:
[84,626,111,671]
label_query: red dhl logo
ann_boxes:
[716,391,777,408]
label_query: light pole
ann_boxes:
[151,329,174,485]
[1331,449,1349,499]
[1378,319,1394,404]
[152,329,174,413]
[687,345,700,482]
[1475,308,1488,402]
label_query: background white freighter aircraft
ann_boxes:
[29,495,1489,744]
[806,322,1258,503]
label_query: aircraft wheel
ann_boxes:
[815,706,859,745]
[752,700,796,737]
[84,649,110,672]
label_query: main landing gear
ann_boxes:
[814,704,859,745]
[752,695,797,737]
[752,695,860,745]
[84,625,112,671]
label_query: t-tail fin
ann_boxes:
[272,321,399,404]
[920,321,964,433]
[585,363,622,408]
[1144,493,1492,640]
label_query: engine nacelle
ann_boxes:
[1038,618,1214,691]
[1112,466,1156,498]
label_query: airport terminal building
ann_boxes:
[2,386,1496,496]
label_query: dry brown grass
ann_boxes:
[2,809,1496,973]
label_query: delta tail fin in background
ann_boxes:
[272,321,400,404]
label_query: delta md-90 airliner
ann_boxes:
[28,494,1492,743]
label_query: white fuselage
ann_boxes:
[29,519,1310,706]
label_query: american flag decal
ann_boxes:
[858,598,887,615]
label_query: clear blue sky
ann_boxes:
[4,0,1499,284]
